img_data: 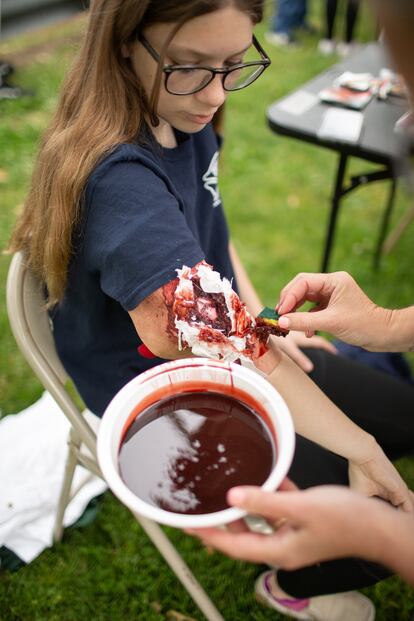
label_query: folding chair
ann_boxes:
[6,251,225,621]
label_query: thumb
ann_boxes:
[279,477,299,492]
[279,311,326,334]
[227,486,302,522]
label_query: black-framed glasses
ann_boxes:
[137,33,271,96]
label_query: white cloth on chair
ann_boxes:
[0,391,107,563]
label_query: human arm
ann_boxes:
[130,260,411,510]
[258,349,412,510]
[127,244,334,363]
[129,284,190,360]
[187,484,414,586]
[229,242,337,373]
[277,271,414,352]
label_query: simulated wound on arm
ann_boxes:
[130,260,289,362]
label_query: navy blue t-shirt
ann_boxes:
[52,124,236,416]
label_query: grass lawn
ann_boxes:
[1,4,413,620]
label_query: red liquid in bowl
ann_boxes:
[118,391,276,515]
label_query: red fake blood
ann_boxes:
[138,344,156,359]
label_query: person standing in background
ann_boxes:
[318,0,360,56]
[265,0,309,47]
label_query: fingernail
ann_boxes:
[227,487,246,505]
[278,316,290,329]
[305,361,314,373]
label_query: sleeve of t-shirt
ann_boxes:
[83,158,205,311]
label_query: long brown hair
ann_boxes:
[9,0,264,305]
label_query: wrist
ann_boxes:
[359,305,392,351]
[354,498,395,562]
[379,507,414,577]
[364,306,414,352]
[386,307,414,352]
[254,347,282,375]
[348,432,380,465]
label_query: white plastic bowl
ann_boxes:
[97,358,295,528]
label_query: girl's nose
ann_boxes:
[196,74,227,108]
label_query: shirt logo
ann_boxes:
[202,151,221,207]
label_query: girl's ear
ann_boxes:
[121,43,131,58]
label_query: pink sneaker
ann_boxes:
[254,570,376,621]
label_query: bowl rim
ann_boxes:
[97,358,295,528]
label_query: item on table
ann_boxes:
[319,69,407,109]
[333,71,374,92]
[172,261,288,362]
[317,108,364,144]
[388,78,407,99]
[318,85,373,110]
[375,68,408,100]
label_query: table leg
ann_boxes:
[321,152,347,272]
[373,177,397,270]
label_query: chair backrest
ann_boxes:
[6,252,97,457]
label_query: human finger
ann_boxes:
[280,341,314,372]
[187,528,292,565]
[278,477,299,492]
[278,273,332,314]
[278,310,332,335]
[277,272,317,309]
[388,485,414,514]
[227,487,304,523]
[226,518,250,533]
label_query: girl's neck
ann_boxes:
[152,118,178,149]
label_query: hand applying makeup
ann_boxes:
[277,271,414,353]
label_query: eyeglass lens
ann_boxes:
[223,64,265,90]
[166,64,265,95]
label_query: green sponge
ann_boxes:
[257,306,282,326]
[255,307,289,337]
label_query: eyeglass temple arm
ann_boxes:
[252,35,271,65]
[137,32,161,62]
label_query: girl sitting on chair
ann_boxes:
[9,1,414,619]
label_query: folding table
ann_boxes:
[267,43,409,271]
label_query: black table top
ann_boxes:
[267,43,408,166]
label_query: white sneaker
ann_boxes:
[318,38,336,55]
[265,31,297,48]
[255,570,376,621]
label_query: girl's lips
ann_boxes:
[189,113,215,124]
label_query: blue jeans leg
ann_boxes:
[297,0,308,27]
[272,0,307,34]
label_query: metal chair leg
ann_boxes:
[53,427,81,542]
[135,513,225,621]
